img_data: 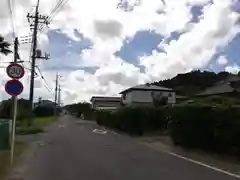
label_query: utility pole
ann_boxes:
[27,0,49,126]
[10,37,19,164]
[54,73,59,116]
[58,84,61,107]
[58,84,61,115]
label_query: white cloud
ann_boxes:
[1,0,240,104]
[217,55,228,65]
[225,64,240,74]
[140,0,239,81]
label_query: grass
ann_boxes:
[32,116,57,129]
[0,142,26,180]
[16,116,57,135]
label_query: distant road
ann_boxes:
[23,115,239,180]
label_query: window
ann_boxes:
[122,93,126,100]
[151,92,155,97]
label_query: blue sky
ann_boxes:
[44,27,240,75]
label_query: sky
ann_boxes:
[0,0,240,105]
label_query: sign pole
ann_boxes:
[10,96,17,164]
[5,37,24,164]
[10,37,19,164]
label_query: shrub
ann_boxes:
[114,107,146,135]
[95,110,114,126]
[169,105,240,156]
[0,98,31,120]
[95,105,240,157]
[33,106,54,117]
[95,107,167,135]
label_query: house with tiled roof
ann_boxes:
[119,83,176,106]
[196,75,240,97]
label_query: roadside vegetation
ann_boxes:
[16,116,57,135]
[65,102,92,120]
[0,98,57,135]
[95,105,240,159]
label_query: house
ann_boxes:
[196,75,240,98]
[119,84,176,106]
[34,100,56,109]
[90,96,121,111]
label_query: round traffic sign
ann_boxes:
[5,79,24,96]
[6,63,25,79]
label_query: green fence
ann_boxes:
[0,119,11,150]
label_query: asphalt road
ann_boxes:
[23,115,239,180]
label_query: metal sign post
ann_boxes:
[10,96,17,164]
[5,62,24,164]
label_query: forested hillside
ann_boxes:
[152,70,240,96]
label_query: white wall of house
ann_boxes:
[121,91,133,104]
[121,90,176,105]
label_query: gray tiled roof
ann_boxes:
[90,96,121,102]
[214,75,240,85]
[119,84,173,94]
[196,83,239,96]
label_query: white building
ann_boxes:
[90,96,121,111]
[120,84,176,106]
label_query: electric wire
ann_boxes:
[36,66,54,93]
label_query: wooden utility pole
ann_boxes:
[58,84,61,115]
[54,73,60,116]
[27,0,49,126]
[58,84,61,107]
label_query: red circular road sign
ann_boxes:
[6,63,25,79]
[5,79,24,96]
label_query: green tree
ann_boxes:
[0,35,12,55]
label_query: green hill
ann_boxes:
[152,70,240,97]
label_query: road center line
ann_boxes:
[165,151,240,179]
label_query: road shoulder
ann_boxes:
[138,135,240,177]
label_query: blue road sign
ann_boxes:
[5,79,24,97]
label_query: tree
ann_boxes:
[0,98,30,120]
[64,102,93,119]
[0,35,12,55]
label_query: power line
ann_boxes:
[49,0,68,22]
[39,0,69,33]
[36,66,54,94]
[49,0,65,16]
[39,0,64,32]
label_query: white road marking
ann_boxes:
[165,151,240,179]
[92,129,107,134]
[109,130,120,136]
[102,127,120,136]
[59,124,65,128]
